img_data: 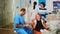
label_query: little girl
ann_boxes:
[31,14,47,34]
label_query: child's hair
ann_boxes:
[37,13,42,19]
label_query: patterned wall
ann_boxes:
[0,0,3,27]
[0,0,14,27]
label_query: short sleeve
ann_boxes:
[14,16,19,24]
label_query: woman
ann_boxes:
[28,1,38,22]
[39,2,47,10]
[31,14,47,34]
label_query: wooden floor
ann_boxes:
[0,23,14,34]
[0,28,14,34]
[0,23,60,34]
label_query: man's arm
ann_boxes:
[16,24,25,28]
[14,16,26,28]
[25,21,30,24]
[24,21,31,27]
[16,21,29,28]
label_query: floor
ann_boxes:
[0,23,14,34]
[0,23,60,34]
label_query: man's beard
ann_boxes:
[21,14,24,16]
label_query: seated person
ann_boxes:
[31,14,47,34]
[14,8,29,34]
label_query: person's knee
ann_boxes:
[20,32,28,34]
[24,32,28,34]
[16,29,28,34]
[18,32,28,34]
[19,30,28,34]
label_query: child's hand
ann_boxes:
[46,28,51,31]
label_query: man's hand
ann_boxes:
[16,24,23,28]
[16,24,27,28]
[23,24,26,27]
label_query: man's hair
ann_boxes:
[20,8,26,12]
[40,2,45,7]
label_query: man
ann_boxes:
[14,8,28,34]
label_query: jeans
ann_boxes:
[15,28,28,34]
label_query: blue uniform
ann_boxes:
[14,14,28,34]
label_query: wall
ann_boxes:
[53,0,60,1]
[46,0,53,12]
[0,0,3,27]
[13,0,30,22]
[2,0,13,27]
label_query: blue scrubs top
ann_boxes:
[14,14,24,30]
